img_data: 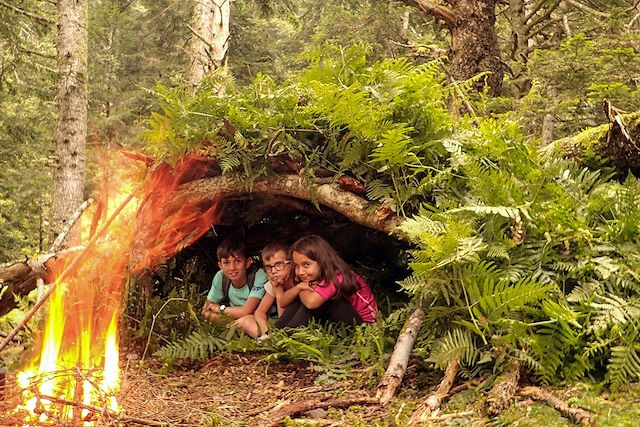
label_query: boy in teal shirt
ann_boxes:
[202,237,268,322]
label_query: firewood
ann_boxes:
[33,394,167,426]
[520,386,594,426]
[409,359,459,423]
[376,308,425,405]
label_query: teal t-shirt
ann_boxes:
[207,268,268,307]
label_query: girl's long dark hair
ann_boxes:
[290,234,358,298]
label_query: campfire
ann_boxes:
[10,153,220,425]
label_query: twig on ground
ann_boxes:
[33,394,167,426]
[264,396,379,426]
[139,297,188,365]
[520,386,594,426]
[409,359,459,424]
[448,376,485,395]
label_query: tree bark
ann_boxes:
[485,358,522,416]
[188,0,230,88]
[377,308,425,405]
[449,0,503,95]
[176,174,406,237]
[398,0,504,95]
[51,0,88,247]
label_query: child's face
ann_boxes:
[263,250,292,286]
[292,251,321,283]
[218,253,252,285]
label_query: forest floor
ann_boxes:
[1,352,640,426]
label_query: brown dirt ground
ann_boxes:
[0,353,392,426]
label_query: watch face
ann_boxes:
[220,304,226,312]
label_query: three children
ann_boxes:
[203,234,378,336]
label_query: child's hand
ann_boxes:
[296,281,312,291]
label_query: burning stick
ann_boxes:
[0,191,137,353]
[34,393,166,426]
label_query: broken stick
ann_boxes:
[376,307,425,405]
[520,386,594,426]
[265,396,379,426]
[409,359,459,424]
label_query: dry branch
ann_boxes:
[410,359,459,423]
[264,396,379,426]
[35,394,166,426]
[178,174,405,237]
[376,308,425,405]
[485,359,522,416]
[520,386,594,426]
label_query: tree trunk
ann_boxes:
[188,0,230,88]
[51,0,88,247]
[449,0,503,95]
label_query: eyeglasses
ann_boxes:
[264,260,291,273]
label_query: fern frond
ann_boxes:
[428,329,479,369]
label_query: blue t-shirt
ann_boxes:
[207,268,268,307]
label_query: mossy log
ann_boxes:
[544,112,640,170]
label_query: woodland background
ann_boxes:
[2,0,640,425]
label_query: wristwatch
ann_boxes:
[219,304,226,313]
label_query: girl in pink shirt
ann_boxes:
[275,234,378,328]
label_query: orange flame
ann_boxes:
[16,152,221,424]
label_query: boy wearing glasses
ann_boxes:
[202,236,268,322]
[235,242,297,337]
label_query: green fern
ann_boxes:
[428,329,479,369]
[154,329,230,362]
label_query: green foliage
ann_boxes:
[154,326,234,362]
[144,45,454,215]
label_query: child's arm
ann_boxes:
[274,285,302,314]
[224,297,262,319]
[297,282,325,309]
[202,271,225,320]
[254,293,275,320]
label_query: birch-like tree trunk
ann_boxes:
[188,0,231,88]
[51,0,88,246]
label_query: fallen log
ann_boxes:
[544,110,640,170]
[485,358,522,416]
[0,247,83,317]
[177,174,406,238]
[263,396,379,426]
[520,386,594,426]
[0,199,91,317]
[376,308,425,405]
[409,359,459,423]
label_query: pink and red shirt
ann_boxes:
[312,273,378,323]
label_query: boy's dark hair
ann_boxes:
[216,236,247,261]
[262,241,290,261]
